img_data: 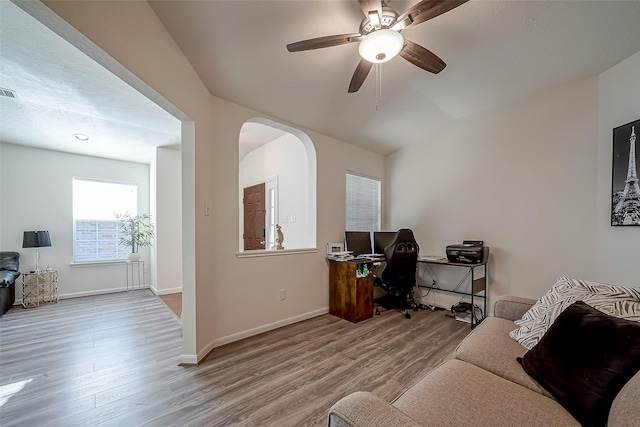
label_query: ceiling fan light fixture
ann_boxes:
[358,29,404,63]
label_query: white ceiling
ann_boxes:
[239,122,288,160]
[0,0,181,164]
[149,0,640,155]
[2,1,640,163]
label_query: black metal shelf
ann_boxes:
[417,259,488,328]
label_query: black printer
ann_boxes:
[446,240,488,264]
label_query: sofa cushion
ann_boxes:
[608,370,640,427]
[518,301,640,427]
[0,251,20,273]
[455,316,552,398]
[493,295,536,321]
[393,359,579,427]
[510,277,640,349]
[328,391,422,427]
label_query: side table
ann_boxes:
[328,258,375,323]
[22,270,59,308]
[126,260,145,291]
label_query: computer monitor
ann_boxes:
[373,231,397,254]
[344,231,372,256]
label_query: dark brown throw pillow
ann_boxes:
[517,300,640,427]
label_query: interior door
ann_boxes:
[243,183,266,250]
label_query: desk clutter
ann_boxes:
[448,302,484,324]
[328,230,489,327]
[325,251,382,262]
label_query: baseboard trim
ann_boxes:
[150,286,182,296]
[180,354,198,366]
[60,287,128,299]
[196,307,329,363]
[14,286,165,305]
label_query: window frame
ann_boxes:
[72,177,138,264]
[237,117,318,256]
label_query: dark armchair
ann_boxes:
[374,229,419,319]
[0,251,20,316]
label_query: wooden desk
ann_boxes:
[328,258,378,323]
[328,256,489,327]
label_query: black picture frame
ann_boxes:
[611,119,640,226]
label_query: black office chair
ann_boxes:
[374,229,419,319]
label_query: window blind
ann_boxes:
[345,173,381,231]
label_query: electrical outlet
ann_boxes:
[279,289,286,301]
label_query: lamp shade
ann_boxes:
[22,230,52,248]
[358,29,405,64]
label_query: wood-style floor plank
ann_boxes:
[0,291,470,426]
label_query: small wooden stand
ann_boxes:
[328,259,374,323]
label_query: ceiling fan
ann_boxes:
[287,0,469,93]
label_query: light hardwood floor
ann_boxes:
[0,291,470,426]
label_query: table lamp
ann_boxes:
[22,230,52,273]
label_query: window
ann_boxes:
[72,178,137,262]
[345,173,381,231]
[238,118,317,253]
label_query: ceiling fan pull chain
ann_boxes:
[376,63,382,110]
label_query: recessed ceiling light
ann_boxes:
[74,134,89,141]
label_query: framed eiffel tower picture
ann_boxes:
[611,119,640,226]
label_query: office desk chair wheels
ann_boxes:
[400,302,420,319]
[404,303,419,319]
[374,300,418,318]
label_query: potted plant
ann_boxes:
[114,212,155,261]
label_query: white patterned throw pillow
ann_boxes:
[513,276,578,328]
[509,277,640,349]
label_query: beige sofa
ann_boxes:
[328,295,640,427]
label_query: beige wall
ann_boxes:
[386,77,599,305]
[0,143,151,297]
[152,147,183,295]
[34,0,639,360]
[596,50,640,286]
[42,0,385,362]
[387,50,640,306]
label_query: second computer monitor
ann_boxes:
[373,231,397,254]
[345,231,372,256]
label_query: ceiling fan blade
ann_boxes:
[393,0,468,31]
[348,59,373,93]
[287,34,362,52]
[358,0,383,21]
[399,40,446,74]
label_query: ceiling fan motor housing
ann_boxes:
[359,7,400,34]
